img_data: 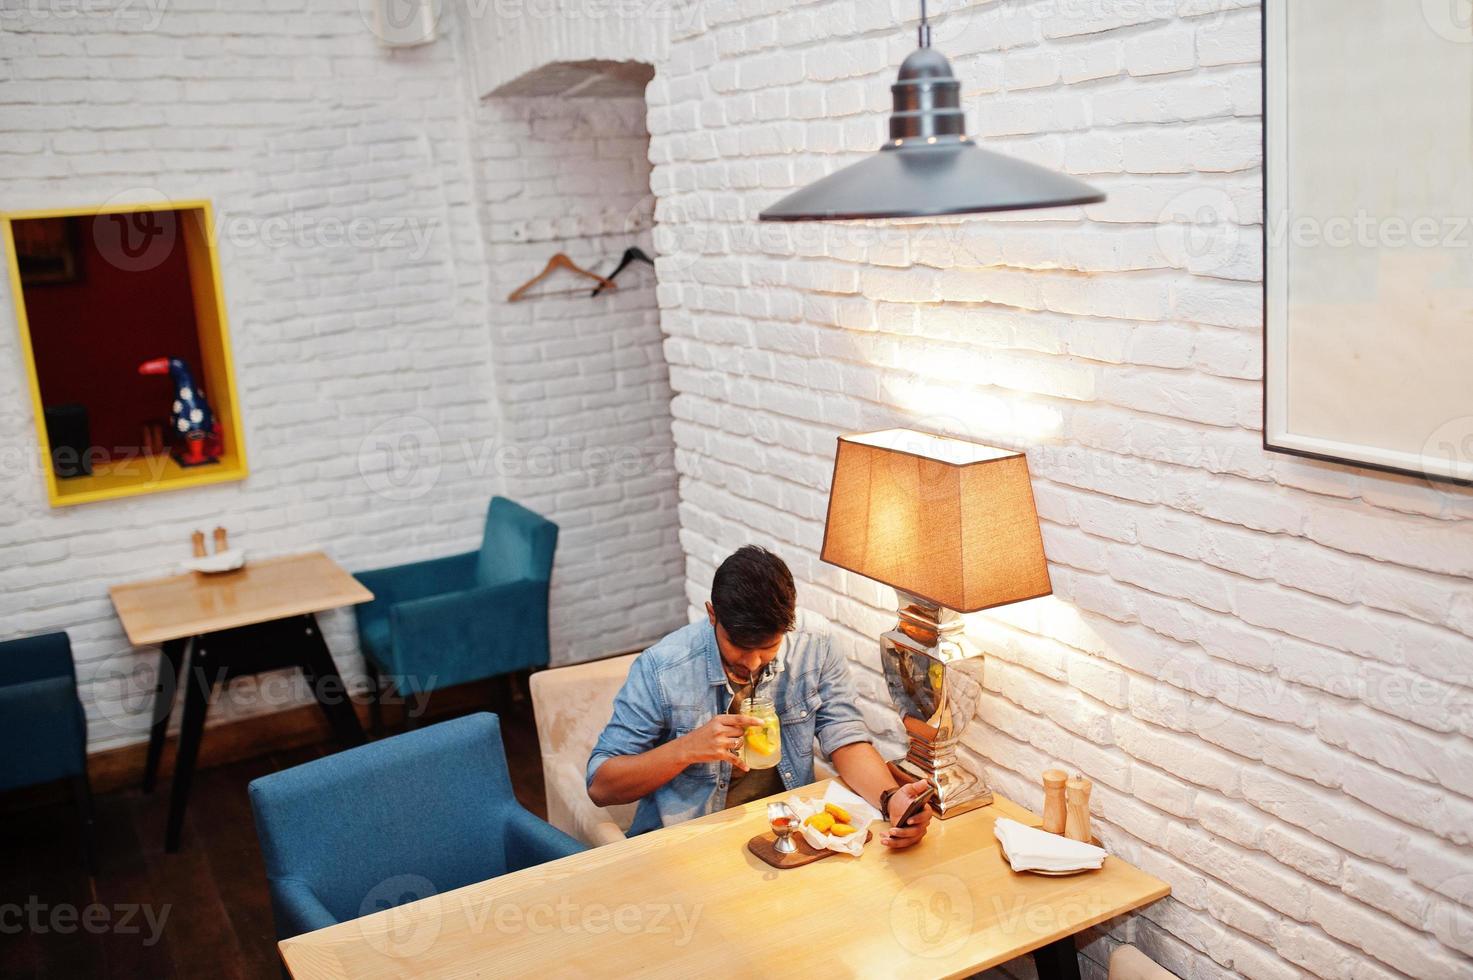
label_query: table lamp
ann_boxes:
[820,429,1051,818]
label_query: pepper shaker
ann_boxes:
[213,526,228,553]
[1064,775,1092,843]
[1041,769,1067,835]
[191,530,207,558]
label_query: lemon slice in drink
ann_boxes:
[745,729,774,755]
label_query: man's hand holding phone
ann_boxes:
[880,778,935,848]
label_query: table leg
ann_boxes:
[72,771,96,874]
[298,614,366,749]
[142,637,188,793]
[165,644,224,853]
[1032,936,1082,980]
[364,656,383,736]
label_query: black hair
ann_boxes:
[710,545,796,648]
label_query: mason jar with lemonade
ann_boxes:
[741,696,781,769]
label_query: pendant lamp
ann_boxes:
[758,1,1105,222]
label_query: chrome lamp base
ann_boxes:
[881,591,993,819]
[886,754,991,819]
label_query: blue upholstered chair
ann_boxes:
[0,631,94,870]
[353,497,558,730]
[248,712,585,940]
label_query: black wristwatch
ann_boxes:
[879,787,898,821]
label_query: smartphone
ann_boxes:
[896,785,936,828]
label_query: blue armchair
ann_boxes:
[354,496,557,729]
[0,631,93,870]
[248,712,585,940]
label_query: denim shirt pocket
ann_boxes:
[668,705,720,791]
[778,687,821,777]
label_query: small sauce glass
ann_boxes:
[766,801,799,854]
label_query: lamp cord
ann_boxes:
[918,0,931,47]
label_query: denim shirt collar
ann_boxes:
[701,620,725,688]
[700,619,787,689]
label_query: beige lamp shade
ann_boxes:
[820,429,1052,613]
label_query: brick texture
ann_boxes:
[472,93,685,661]
[0,0,496,749]
[635,1,1473,977]
[0,2,683,753]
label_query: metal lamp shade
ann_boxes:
[758,142,1104,221]
[820,428,1052,613]
[759,45,1103,221]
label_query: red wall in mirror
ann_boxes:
[17,212,205,456]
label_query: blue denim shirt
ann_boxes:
[586,618,872,836]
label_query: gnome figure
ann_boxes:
[138,356,223,466]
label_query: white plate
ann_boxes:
[182,549,246,574]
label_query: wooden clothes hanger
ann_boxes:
[591,246,655,296]
[507,253,616,302]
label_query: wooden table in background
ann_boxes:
[279,781,1170,980]
[110,551,372,852]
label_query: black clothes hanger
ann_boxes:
[591,247,655,296]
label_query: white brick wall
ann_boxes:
[0,2,684,749]
[459,0,673,97]
[470,92,686,662]
[0,0,506,748]
[632,1,1473,977]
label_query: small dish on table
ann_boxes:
[181,548,246,574]
[993,817,1107,876]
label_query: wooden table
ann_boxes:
[110,551,373,851]
[279,780,1169,980]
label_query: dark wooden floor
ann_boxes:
[0,692,547,980]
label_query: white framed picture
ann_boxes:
[1264,0,1473,484]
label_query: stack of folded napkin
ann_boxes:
[993,817,1107,874]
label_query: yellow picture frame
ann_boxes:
[2,199,249,507]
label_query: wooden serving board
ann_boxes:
[747,830,874,869]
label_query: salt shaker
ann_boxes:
[191,530,207,558]
[1041,769,1068,835]
[213,526,228,553]
[1064,775,1092,843]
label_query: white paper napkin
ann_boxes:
[993,817,1107,873]
[785,782,881,856]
